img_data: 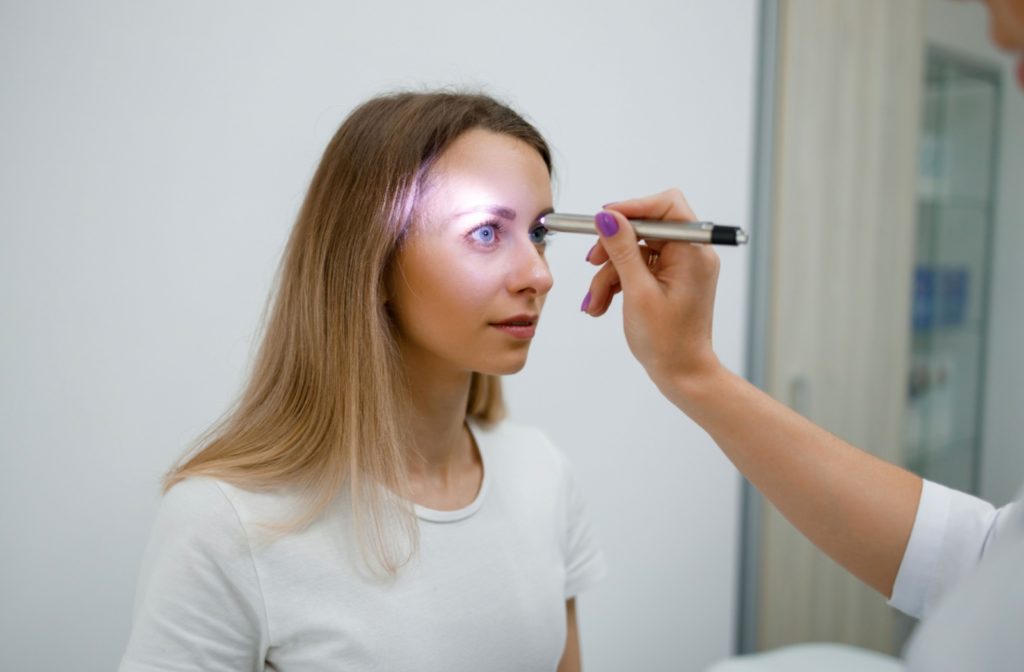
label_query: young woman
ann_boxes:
[119,92,606,672]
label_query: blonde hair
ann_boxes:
[165,91,552,574]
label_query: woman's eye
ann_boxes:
[529,225,550,245]
[469,222,500,246]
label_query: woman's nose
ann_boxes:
[507,238,554,296]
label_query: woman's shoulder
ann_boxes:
[160,476,233,517]
[132,478,250,567]
[159,477,302,536]
[153,477,248,537]
[472,419,571,474]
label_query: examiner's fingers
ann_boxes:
[587,237,665,267]
[605,188,698,223]
[589,189,697,267]
[592,210,657,295]
[583,247,657,316]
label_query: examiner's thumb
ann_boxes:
[594,210,649,289]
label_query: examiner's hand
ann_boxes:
[582,188,723,396]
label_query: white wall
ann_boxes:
[0,1,756,669]
[925,0,1024,506]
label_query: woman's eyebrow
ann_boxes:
[453,204,518,220]
[451,205,554,222]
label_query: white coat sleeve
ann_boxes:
[889,478,1018,618]
[119,478,269,671]
[901,482,1024,671]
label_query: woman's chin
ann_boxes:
[478,352,530,377]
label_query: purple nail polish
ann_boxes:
[595,211,619,237]
[585,245,594,262]
[580,291,592,312]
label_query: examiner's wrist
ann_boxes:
[651,356,731,414]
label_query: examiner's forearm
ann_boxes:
[666,366,923,598]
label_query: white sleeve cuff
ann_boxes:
[889,479,1000,619]
[888,479,951,619]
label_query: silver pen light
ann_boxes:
[539,213,749,246]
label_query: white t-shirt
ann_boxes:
[119,420,607,672]
[889,479,1024,670]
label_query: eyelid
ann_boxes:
[468,219,504,234]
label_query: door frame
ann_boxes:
[737,0,780,654]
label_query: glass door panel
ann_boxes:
[905,50,1001,498]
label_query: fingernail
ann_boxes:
[595,211,618,237]
[585,245,595,262]
[580,291,592,312]
[602,201,618,208]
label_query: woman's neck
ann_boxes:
[401,357,480,506]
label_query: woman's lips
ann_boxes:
[490,316,537,340]
[492,324,536,339]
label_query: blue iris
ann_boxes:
[471,223,498,245]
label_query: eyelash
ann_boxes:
[467,220,554,248]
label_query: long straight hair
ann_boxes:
[165,91,552,574]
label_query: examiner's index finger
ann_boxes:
[605,188,698,223]
[593,210,657,294]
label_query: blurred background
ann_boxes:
[743,0,1023,658]
[0,0,1019,670]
